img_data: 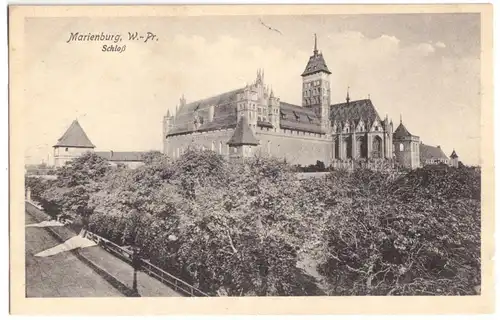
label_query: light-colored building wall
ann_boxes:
[393,137,420,169]
[165,129,235,159]
[165,126,332,166]
[255,128,331,166]
[53,146,94,167]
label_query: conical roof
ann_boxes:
[450,150,459,159]
[393,122,413,139]
[53,120,95,148]
[227,116,259,146]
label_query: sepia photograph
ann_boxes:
[9,3,494,315]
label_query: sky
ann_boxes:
[23,13,481,165]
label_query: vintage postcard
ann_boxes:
[9,3,494,315]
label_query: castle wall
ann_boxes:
[165,129,235,159]
[255,127,331,166]
[53,146,94,167]
[164,127,332,166]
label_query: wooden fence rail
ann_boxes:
[81,230,209,297]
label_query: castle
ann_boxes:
[163,35,460,170]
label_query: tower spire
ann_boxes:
[400,114,403,124]
[314,33,318,55]
[346,86,350,103]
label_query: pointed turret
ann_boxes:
[346,86,350,104]
[227,116,259,147]
[53,119,96,167]
[301,34,331,77]
[450,149,459,159]
[449,149,459,168]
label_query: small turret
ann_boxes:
[450,149,459,168]
[227,116,259,161]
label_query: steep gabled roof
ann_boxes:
[330,99,380,127]
[53,120,95,148]
[95,151,145,162]
[301,53,332,77]
[420,144,448,161]
[302,35,332,77]
[167,88,244,136]
[227,116,259,146]
[279,102,323,134]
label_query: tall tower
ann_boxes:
[301,34,332,132]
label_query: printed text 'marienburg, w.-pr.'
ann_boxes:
[65,32,159,44]
[65,32,159,53]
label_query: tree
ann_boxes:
[41,152,111,217]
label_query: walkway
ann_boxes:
[25,202,182,297]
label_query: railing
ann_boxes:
[82,230,209,297]
[141,258,209,297]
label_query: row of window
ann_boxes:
[303,80,328,88]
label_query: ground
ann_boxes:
[25,211,124,297]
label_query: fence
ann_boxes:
[82,230,209,297]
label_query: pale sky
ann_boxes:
[23,13,481,165]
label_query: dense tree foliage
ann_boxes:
[27,149,481,296]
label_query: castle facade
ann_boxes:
[163,36,457,170]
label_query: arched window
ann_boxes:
[211,141,215,151]
[219,141,223,154]
[399,143,404,151]
[372,136,382,158]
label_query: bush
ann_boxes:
[33,149,481,296]
[316,166,481,295]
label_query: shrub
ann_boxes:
[32,149,481,296]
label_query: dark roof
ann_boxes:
[257,120,273,128]
[450,150,459,159]
[279,102,324,134]
[53,120,95,148]
[301,52,332,77]
[167,88,244,136]
[227,116,259,146]
[330,99,380,127]
[420,144,448,161]
[95,151,145,162]
[393,122,414,139]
